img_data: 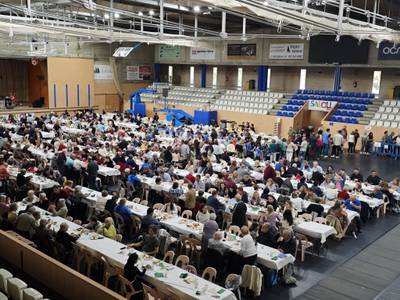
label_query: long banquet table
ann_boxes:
[16,202,236,300]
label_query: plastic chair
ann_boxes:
[142,283,163,300]
[202,267,217,283]
[184,265,198,275]
[163,250,175,264]
[300,213,313,221]
[225,274,242,300]
[22,288,43,300]
[295,233,313,262]
[181,210,193,219]
[153,203,163,210]
[0,269,12,294]
[7,278,27,300]
[175,255,190,269]
[228,225,241,236]
[314,217,327,224]
[116,275,142,299]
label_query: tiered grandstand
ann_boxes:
[140,86,221,107]
[369,100,400,128]
[274,89,382,124]
[211,90,282,114]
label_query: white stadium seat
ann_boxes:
[391,122,398,128]
[23,288,43,300]
[377,120,384,127]
[378,106,385,112]
[0,269,12,294]
[384,121,391,128]
[381,114,388,120]
[7,278,28,300]
[385,107,392,113]
[388,114,395,121]
[370,120,377,126]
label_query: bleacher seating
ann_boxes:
[289,89,377,124]
[0,268,48,300]
[140,86,220,107]
[369,100,400,128]
[211,90,282,114]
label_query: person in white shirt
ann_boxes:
[332,131,344,158]
[311,161,323,174]
[95,190,109,212]
[299,137,308,161]
[239,226,258,266]
[348,131,355,154]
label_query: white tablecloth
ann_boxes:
[98,166,121,177]
[16,202,235,300]
[294,221,337,243]
[222,235,295,270]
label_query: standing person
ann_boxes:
[87,156,99,190]
[322,128,331,158]
[348,131,355,154]
[286,140,296,162]
[353,129,360,152]
[360,128,368,154]
[332,130,344,158]
[299,137,308,161]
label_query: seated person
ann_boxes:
[344,195,361,212]
[207,189,226,213]
[113,198,133,223]
[84,216,101,231]
[23,190,39,204]
[56,222,79,251]
[306,198,324,217]
[49,199,68,218]
[367,170,381,186]
[208,231,230,255]
[277,229,297,256]
[140,208,160,234]
[124,253,147,298]
[257,223,278,248]
[161,197,179,215]
[129,225,159,256]
[239,226,257,266]
[97,217,117,240]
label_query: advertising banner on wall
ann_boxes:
[378,42,400,60]
[94,64,113,80]
[127,65,151,81]
[190,48,216,60]
[227,44,256,56]
[269,44,304,59]
[159,45,181,59]
[308,100,337,111]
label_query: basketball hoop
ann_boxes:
[31,58,38,66]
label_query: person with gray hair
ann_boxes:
[49,198,68,218]
[15,207,40,238]
[208,231,230,255]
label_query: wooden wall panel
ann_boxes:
[47,57,94,109]
[28,60,48,106]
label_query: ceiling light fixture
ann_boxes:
[194,6,201,13]
[149,10,155,16]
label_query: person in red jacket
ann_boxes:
[263,161,276,181]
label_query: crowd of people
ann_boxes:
[0,110,399,298]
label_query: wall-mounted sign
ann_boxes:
[127,65,151,81]
[94,64,112,80]
[308,100,337,112]
[159,45,181,59]
[190,48,216,60]
[378,42,400,60]
[227,44,256,56]
[269,43,304,60]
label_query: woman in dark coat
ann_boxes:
[231,196,247,227]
